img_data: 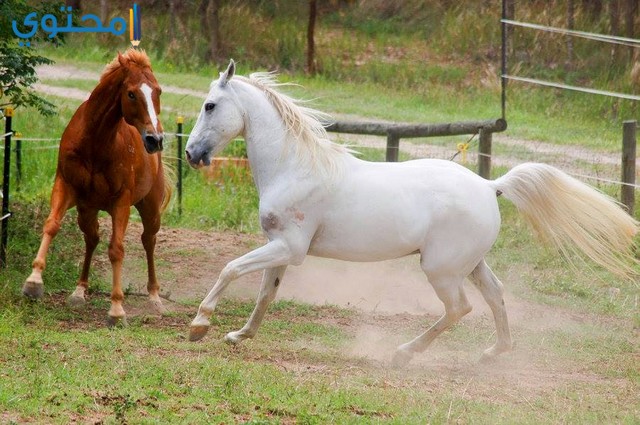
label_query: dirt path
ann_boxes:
[36,63,209,99]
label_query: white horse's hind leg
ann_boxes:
[468,260,512,361]
[225,265,288,344]
[189,240,293,342]
[392,275,472,367]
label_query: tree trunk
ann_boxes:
[306,0,317,75]
[99,0,108,42]
[567,0,575,70]
[610,0,621,61]
[505,0,515,57]
[65,0,81,11]
[625,0,638,61]
[169,0,176,42]
[582,0,603,20]
[209,0,222,62]
[100,0,107,21]
[199,0,211,58]
[200,0,222,63]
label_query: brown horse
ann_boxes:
[22,49,171,325]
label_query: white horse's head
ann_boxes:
[185,60,244,168]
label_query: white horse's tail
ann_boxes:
[490,163,639,279]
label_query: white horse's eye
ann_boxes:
[205,103,216,112]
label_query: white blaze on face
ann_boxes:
[140,83,159,132]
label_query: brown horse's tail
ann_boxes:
[160,155,174,214]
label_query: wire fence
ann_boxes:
[1,111,638,268]
[3,124,638,189]
[496,0,640,207]
[501,6,640,104]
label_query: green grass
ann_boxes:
[0,285,638,423]
[1,197,638,423]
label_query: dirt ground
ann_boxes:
[115,221,565,325]
[59,218,634,403]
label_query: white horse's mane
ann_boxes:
[235,72,351,177]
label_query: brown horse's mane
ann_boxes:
[100,48,152,81]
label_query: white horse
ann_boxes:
[184,60,638,366]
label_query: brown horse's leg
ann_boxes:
[135,197,166,314]
[67,207,100,308]
[23,177,75,299]
[106,202,130,326]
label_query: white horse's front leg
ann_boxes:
[189,240,292,342]
[225,265,288,344]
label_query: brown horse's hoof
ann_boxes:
[107,315,128,328]
[22,280,44,299]
[66,295,86,309]
[148,299,167,315]
[189,325,210,342]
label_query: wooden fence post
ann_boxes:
[176,116,184,217]
[478,128,492,179]
[1,107,13,268]
[621,120,636,215]
[386,132,400,162]
[15,133,21,191]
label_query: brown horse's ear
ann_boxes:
[219,59,235,87]
[118,52,127,68]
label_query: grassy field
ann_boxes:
[2,2,640,422]
[0,195,638,423]
[2,90,639,424]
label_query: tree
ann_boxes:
[306,0,317,75]
[199,0,223,63]
[609,0,620,60]
[0,0,66,116]
[624,0,638,60]
[582,0,603,20]
[567,0,575,69]
[65,0,81,12]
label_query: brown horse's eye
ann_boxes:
[128,91,135,100]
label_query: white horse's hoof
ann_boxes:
[189,325,210,341]
[479,344,511,364]
[224,331,245,345]
[391,348,413,368]
[22,279,44,299]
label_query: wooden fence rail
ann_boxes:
[326,118,507,175]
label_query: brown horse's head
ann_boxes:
[112,49,164,153]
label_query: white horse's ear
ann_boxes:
[219,59,235,87]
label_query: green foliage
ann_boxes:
[220,138,248,158]
[0,0,68,115]
[0,198,87,301]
